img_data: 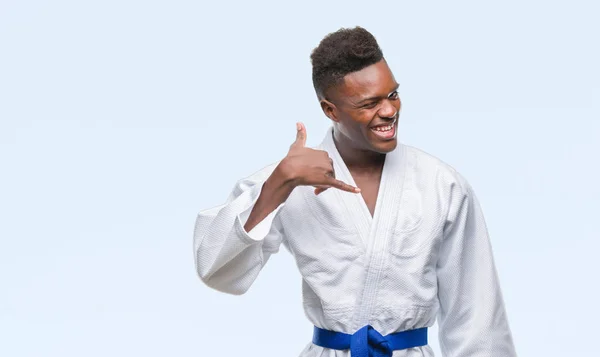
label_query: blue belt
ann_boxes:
[312,325,428,357]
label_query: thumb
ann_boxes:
[290,122,307,149]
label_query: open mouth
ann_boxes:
[369,120,396,140]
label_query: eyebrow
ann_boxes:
[355,83,400,105]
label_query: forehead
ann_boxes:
[334,59,397,100]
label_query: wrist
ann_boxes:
[273,158,299,189]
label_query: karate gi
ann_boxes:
[194,127,517,356]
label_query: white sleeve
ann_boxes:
[436,177,517,356]
[193,165,285,295]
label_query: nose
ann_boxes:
[378,99,398,119]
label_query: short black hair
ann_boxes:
[310,26,384,99]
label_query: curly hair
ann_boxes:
[310,26,384,99]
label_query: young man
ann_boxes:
[194,27,516,357]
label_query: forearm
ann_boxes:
[194,162,287,294]
[243,163,295,233]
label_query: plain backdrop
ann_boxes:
[1,1,599,356]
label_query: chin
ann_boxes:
[371,139,398,154]
[363,130,398,154]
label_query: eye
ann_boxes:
[389,91,399,100]
[362,102,378,109]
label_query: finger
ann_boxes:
[329,158,335,177]
[290,122,307,149]
[314,187,329,195]
[325,164,336,180]
[324,176,361,193]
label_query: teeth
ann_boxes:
[372,125,393,132]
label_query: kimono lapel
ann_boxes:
[320,128,371,248]
[319,127,407,250]
[355,136,407,329]
[319,127,408,328]
[366,135,407,255]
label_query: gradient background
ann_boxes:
[1,1,598,356]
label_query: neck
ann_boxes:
[333,129,385,171]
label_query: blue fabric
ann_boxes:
[312,325,428,357]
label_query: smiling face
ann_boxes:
[321,59,401,154]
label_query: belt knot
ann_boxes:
[351,325,393,357]
[312,324,428,357]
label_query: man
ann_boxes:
[194,27,516,356]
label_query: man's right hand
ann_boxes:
[243,123,360,233]
[277,122,361,195]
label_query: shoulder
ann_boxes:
[399,142,471,194]
[229,161,281,197]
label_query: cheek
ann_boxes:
[345,115,370,135]
[338,111,373,139]
[348,111,373,125]
[349,118,375,145]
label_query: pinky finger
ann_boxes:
[314,187,329,195]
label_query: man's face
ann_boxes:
[324,59,401,154]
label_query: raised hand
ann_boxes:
[281,122,360,195]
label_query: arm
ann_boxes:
[193,163,292,295]
[436,176,517,356]
[193,122,359,295]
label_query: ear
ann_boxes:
[319,98,340,123]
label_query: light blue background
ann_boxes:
[1,1,598,356]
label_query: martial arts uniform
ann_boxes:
[194,127,517,356]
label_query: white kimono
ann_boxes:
[193,127,517,356]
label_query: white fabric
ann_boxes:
[193,127,517,356]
